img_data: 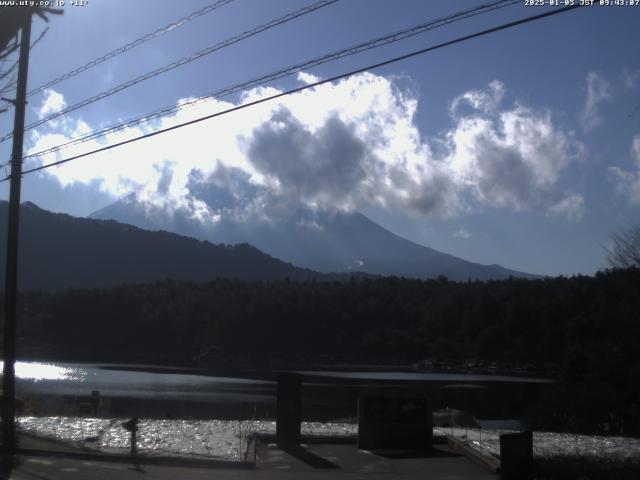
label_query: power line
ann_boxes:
[3,1,229,109]
[26,0,236,98]
[3,3,583,183]
[22,0,520,161]
[0,0,340,144]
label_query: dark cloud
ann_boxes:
[409,172,459,215]
[247,109,369,207]
[187,162,260,212]
[473,135,537,208]
[155,162,175,195]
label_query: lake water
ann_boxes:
[10,361,273,403]
[299,370,551,383]
[5,360,552,422]
[6,360,550,403]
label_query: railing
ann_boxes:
[434,424,640,460]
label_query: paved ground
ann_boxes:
[5,456,253,480]
[254,440,497,479]
[1,435,497,479]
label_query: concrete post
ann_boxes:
[499,431,533,480]
[358,396,433,451]
[276,373,302,446]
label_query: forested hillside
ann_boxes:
[0,202,337,289]
[8,268,640,434]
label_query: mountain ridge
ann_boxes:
[0,201,345,290]
[91,195,539,281]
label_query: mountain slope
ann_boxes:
[91,195,538,281]
[0,202,331,290]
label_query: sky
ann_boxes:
[0,0,639,276]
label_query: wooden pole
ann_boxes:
[2,11,32,457]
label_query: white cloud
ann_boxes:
[452,228,471,240]
[297,72,320,85]
[546,193,585,221]
[450,79,505,116]
[445,87,585,219]
[27,76,585,223]
[580,71,612,132]
[609,134,640,205]
[38,89,66,119]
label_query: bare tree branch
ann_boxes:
[607,224,640,269]
[0,38,18,60]
[0,19,52,115]
[30,26,49,51]
[0,58,19,80]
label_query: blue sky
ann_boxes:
[1,0,639,276]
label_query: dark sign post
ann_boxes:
[90,390,100,416]
[122,418,139,457]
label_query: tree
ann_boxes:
[607,224,640,268]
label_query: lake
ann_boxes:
[5,360,549,397]
[4,360,552,420]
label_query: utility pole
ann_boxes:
[2,11,32,457]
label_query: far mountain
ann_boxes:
[0,202,334,290]
[91,194,538,281]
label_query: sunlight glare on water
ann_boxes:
[0,361,87,382]
[17,417,356,460]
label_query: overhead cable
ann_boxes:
[24,0,519,160]
[2,4,583,183]
[0,0,340,143]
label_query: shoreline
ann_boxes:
[8,354,558,379]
